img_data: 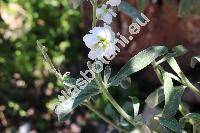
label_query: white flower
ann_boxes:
[83,25,116,60]
[106,0,121,6]
[96,4,117,24]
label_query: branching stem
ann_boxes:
[83,102,130,133]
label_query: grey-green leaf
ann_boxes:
[172,45,188,57]
[118,1,145,22]
[147,117,166,132]
[110,46,168,86]
[158,117,183,133]
[178,0,192,17]
[163,72,185,118]
[179,113,200,128]
[55,82,98,122]
[190,56,200,68]
[145,87,165,108]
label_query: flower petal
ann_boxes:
[102,13,113,24]
[83,34,99,49]
[88,48,104,60]
[106,0,121,6]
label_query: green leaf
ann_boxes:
[145,87,165,108]
[118,1,145,22]
[158,117,183,133]
[179,102,190,115]
[179,113,200,128]
[156,45,188,65]
[172,45,188,57]
[162,72,185,117]
[178,0,192,17]
[132,124,151,133]
[69,0,84,9]
[147,117,166,132]
[55,81,99,122]
[167,57,182,77]
[164,127,177,133]
[163,85,185,117]
[190,56,200,68]
[136,0,149,11]
[110,46,168,86]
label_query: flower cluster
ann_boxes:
[83,0,121,60]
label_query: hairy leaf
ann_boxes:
[163,85,185,118]
[145,87,165,108]
[118,1,145,22]
[179,113,200,128]
[158,117,183,133]
[147,117,166,132]
[167,57,182,77]
[110,46,168,86]
[172,45,188,57]
[55,81,99,122]
[178,0,192,17]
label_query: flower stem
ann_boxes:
[83,102,129,133]
[95,74,137,127]
[91,0,97,28]
[90,0,137,128]
[152,61,164,85]
[179,72,200,97]
[37,41,62,81]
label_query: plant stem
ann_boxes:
[152,61,164,85]
[95,75,137,127]
[83,102,129,133]
[179,72,200,97]
[91,0,97,28]
[90,0,136,128]
[167,58,200,96]
[37,41,62,81]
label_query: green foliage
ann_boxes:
[56,80,99,122]
[145,87,165,108]
[110,46,168,86]
[158,117,183,133]
[179,0,192,17]
[118,1,145,22]
[2,0,200,132]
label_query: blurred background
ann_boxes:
[0,0,200,133]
